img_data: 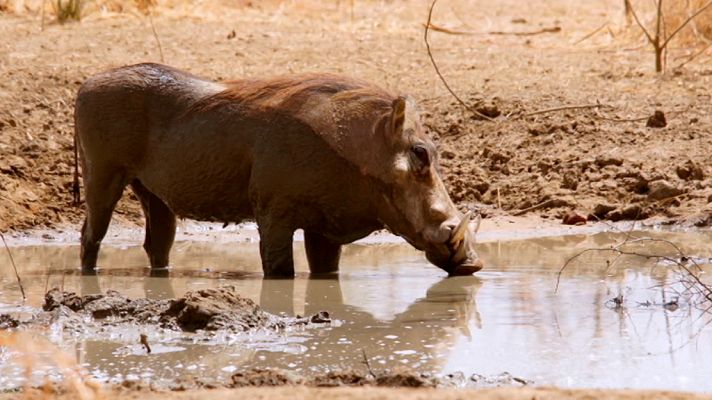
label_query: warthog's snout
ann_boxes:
[425,212,484,276]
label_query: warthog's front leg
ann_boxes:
[257,216,296,277]
[304,231,341,275]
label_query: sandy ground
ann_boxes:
[2,1,712,399]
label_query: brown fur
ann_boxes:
[75,63,481,276]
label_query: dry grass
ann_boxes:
[52,0,82,22]
[0,332,102,399]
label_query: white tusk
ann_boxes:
[450,211,472,245]
[453,229,469,262]
[469,214,482,236]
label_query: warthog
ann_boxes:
[74,63,482,277]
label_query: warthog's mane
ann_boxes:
[185,73,399,130]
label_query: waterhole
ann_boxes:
[1,228,711,391]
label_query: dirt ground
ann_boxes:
[4,386,712,400]
[2,0,712,398]
[1,0,712,232]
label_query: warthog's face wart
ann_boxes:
[375,97,483,275]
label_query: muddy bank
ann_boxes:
[5,286,330,333]
[6,385,712,400]
[120,368,529,391]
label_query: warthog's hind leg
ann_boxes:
[80,169,128,270]
[304,231,341,275]
[130,180,176,268]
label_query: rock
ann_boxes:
[473,181,490,195]
[646,110,667,128]
[562,211,587,225]
[676,160,704,181]
[590,203,617,219]
[595,155,623,168]
[310,311,331,324]
[441,150,456,159]
[474,102,501,119]
[647,180,683,200]
[0,314,19,329]
[607,205,645,221]
[561,171,578,190]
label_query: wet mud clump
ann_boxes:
[37,286,330,332]
[175,369,439,390]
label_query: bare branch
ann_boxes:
[675,42,712,69]
[424,0,493,121]
[628,0,655,44]
[520,103,611,118]
[663,0,712,48]
[573,22,608,45]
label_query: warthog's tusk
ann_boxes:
[450,211,472,246]
[452,228,469,262]
[470,214,482,237]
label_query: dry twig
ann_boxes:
[361,349,375,377]
[520,103,611,118]
[1,232,25,302]
[424,0,493,121]
[555,237,712,306]
[147,9,164,63]
[574,22,608,45]
[489,26,561,36]
[675,41,712,69]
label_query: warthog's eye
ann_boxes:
[410,144,431,173]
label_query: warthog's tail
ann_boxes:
[72,110,80,206]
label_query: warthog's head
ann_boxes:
[371,96,483,275]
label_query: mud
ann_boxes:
[14,286,331,333]
[114,368,521,390]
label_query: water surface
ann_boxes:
[1,229,711,391]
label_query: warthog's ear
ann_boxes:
[390,96,407,136]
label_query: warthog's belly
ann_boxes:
[137,148,255,224]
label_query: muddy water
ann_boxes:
[1,229,712,391]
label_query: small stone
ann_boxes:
[562,211,587,225]
[561,172,579,190]
[591,203,617,219]
[595,155,623,168]
[646,110,667,128]
[619,204,644,220]
[647,180,683,200]
[441,150,456,159]
[675,160,704,181]
[474,102,501,119]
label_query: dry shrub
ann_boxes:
[0,332,101,399]
[628,0,712,45]
[664,0,712,44]
[52,0,82,22]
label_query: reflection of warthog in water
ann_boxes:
[75,63,482,276]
